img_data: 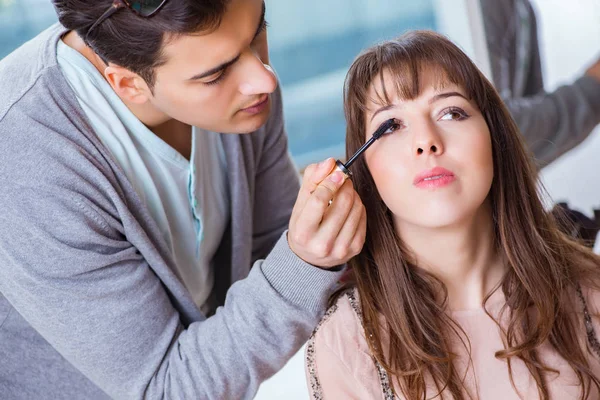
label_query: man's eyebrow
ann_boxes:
[188,55,241,81]
[187,1,266,82]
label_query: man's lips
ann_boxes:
[240,95,269,113]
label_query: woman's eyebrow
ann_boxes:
[429,91,468,104]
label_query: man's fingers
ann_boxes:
[326,192,365,261]
[306,158,336,188]
[297,158,336,204]
[316,180,355,239]
[288,157,366,269]
[291,158,337,226]
[349,205,367,257]
[298,170,347,231]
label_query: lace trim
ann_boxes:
[576,283,600,358]
[306,302,338,400]
[346,289,395,399]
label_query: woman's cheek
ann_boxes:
[371,159,406,207]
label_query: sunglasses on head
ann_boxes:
[85,0,169,41]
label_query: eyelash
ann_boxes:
[377,106,469,134]
[259,19,269,34]
[384,119,402,134]
[203,19,269,87]
[440,106,469,120]
[204,70,228,86]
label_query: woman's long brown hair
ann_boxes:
[342,30,600,399]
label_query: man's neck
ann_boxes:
[395,202,505,311]
[153,119,193,160]
[61,31,192,160]
[62,31,106,76]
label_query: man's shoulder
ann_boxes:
[0,68,117,207]
[0,23,66,122]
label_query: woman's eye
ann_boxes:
[385,124,398,134]
[384,120,402,134]
[440,107,469,121]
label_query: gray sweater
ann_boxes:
[481,0,600,165]
[0,24,342,399]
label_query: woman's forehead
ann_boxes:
[366,68,464,108]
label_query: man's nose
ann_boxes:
[239,55,278,96]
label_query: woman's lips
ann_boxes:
[413,166,456,189]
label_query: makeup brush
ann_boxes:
[335,118,397,177]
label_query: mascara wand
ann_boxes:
[335,118,397,177]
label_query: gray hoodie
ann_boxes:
[0,24,342,399]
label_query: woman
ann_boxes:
[305,30,600,399]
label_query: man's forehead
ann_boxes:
[158,0,263,70]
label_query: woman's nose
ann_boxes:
[413,122,444,156]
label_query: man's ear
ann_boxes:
[104,64,152,104]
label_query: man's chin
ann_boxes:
[228,103,271,134]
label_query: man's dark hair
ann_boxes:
[52,0,229,89]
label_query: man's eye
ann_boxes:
[253,20,269,42]
[204,70,227,86]
[260,19,269,34]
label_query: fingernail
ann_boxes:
[328,171,344,184]
[318,158,332,170]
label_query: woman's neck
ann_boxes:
[395,202,506,310]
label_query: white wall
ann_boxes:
[529,0,600,215]
[433,0,492,78]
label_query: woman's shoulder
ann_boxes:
[306,288,378,372]
[309,288,368,349]
[306,288,387,398]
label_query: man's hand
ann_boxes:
[585,58,600,83]
[288,158,366,268]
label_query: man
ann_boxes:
[0,0,366,398]
[481,0,600,165]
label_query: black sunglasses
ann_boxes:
[85,0,169,41]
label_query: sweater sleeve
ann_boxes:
[0,86,343,399]
[504,76,600,165]
[250,84,302,262]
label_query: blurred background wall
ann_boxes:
[1,0,598,397]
